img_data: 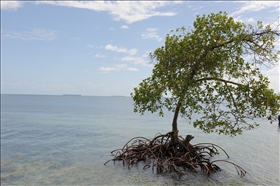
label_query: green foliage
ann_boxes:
[131,11,280,136]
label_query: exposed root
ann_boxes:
[104,132,246,178]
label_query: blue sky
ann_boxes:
[1,1,279,96]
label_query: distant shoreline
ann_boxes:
[62,94,82,96]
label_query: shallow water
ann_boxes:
[1,94,279,185]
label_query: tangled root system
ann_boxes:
[105,132,246,178]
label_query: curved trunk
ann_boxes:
[171,99,181,143]
[171,68,196,144]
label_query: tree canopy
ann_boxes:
[131,11,280,136]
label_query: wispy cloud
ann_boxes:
[87,44,103,49]
[87,44,95,48]
[121,55,152,67]
[127,67,138,71]
[105,44,138,55]
[233,16,257,24]
[99,63,138,73]
[99,66,118,73]
[190,5,204,12]
[231,2,279,16]
[95,53,107,58]
[2,28,58,41]
[121,25,129,29]
[141,28,162,42]
[229,2,279,29]
[34,1,180,24]
[1,1,23,11]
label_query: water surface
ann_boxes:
[1,94,279,185]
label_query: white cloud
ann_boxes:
[109,27,115,30]
[34,1,180,24]
[105,44,138,55]
[233,16,257,24]
[99,64,127,73]
[115,64,128,69]
[247,17,255,23]
[127,67,139,71]
[99,67,117,73]
[99,63,138,73]
[1,1,23,11]
[230,2,279,31]
[87,44,95,48]
[190,6,204,12]
[2,28,58,41]
[95,53,107,58]
[141,28,162,41]
[121,25,129,29]
[87,44,103,49]
[121,55,153,67]
[231,2,279,16]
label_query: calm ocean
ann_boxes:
[1,94,279,185]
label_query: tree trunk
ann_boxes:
[171,99,181,143]
[171,71,195,144]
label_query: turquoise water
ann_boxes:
[1,94,279,185]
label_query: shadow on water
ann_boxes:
[108,161,258,186]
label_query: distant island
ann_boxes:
[62,94,82,96]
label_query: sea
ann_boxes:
[1,94,279,185]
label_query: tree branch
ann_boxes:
[195,77,243,86]
[204,29,279,56]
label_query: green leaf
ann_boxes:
[131,11,280,136]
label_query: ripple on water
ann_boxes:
[1,95,279,185]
